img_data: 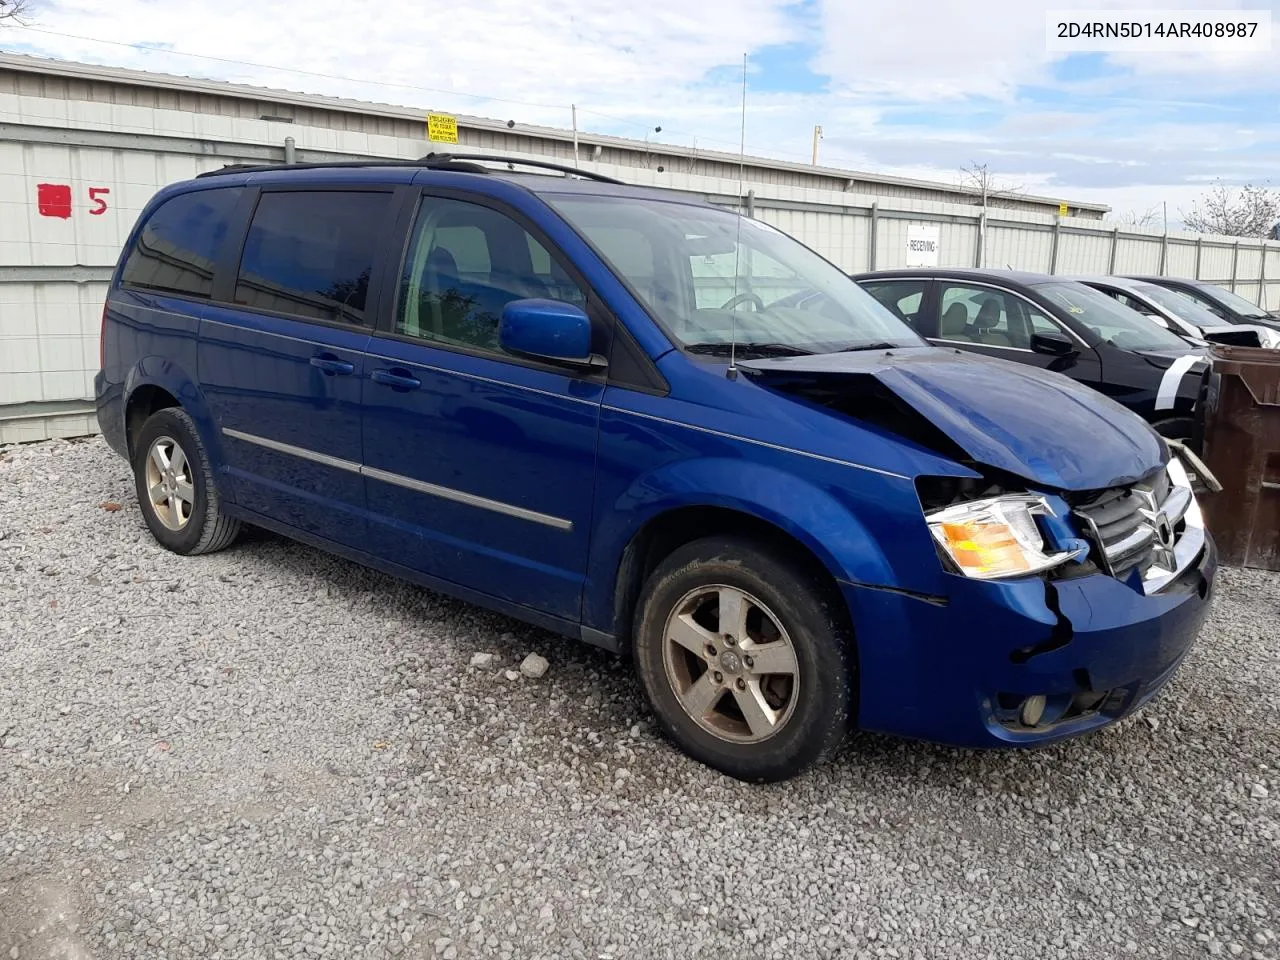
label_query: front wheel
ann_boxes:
[633,536,854,782]
[1152,416,1195,442]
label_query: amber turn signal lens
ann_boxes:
[938,520,1033,577]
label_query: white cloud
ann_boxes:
[5,0,1278,216]
[816,0,1280,101]
[21,0,799,125]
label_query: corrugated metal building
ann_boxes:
[5,53,1277,445]
[0,53,1109,217]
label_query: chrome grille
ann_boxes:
[1073,464,1197,588]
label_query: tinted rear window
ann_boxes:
[121,188,242,299]
[234,191,392,325]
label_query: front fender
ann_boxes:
[582,456,910,634]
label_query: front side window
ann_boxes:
[396,197,587,352]
[234,191,392,325]
[1189,283,1271,320]
[1033,281,1190,351]
[546,194,920,355]
[1111,292,1154,315]
[861,280,927,331]
[935,284,1060,349]
[122,187,242,299]
[1132,283,1229,329]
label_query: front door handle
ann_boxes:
[310,355,355,376]
[371,368,422,391]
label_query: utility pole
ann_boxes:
[571,104,579,168]
[643,125,661,169]
[978,178,988,269]
[811,125,823,166]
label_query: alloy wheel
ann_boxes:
[144,435,195,532]
[661,584,800,743]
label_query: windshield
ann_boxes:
[1133,282,1231,328]
[546,194,923,354]
[1033,281,1192,351]
[1193,283,1272,319]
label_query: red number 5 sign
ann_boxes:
[35,184,111,218]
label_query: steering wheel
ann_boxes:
[720,292,765,311]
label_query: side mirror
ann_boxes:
[499,299,595,365]
[1030,331,1077,357]
[1146,313,1170,328]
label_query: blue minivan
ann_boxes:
[96,155,1216,781]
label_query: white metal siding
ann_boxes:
[3,88,1280,441]
[0,280,106,404]
[1056,231,1112,275]
[986,225,1052,273]
[1166,242,1197,278]
[1198,244,1235,282]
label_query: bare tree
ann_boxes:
[958,161,1024,209]
[1181,181,1280,238]
[1116,206,1161,229]
[0,0,32,22]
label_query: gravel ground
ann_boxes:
[1,435,1277,960]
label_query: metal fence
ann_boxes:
[2,90,1278,442]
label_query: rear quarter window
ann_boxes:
[121,188,243,299]
[233,190,393,326]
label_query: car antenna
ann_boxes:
[727,52,748,382]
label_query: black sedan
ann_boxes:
[851,268,1208,441]
[1127,275,1280,330]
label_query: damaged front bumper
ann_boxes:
[843,532,1217,748]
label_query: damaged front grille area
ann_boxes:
[1072,462,1200,593]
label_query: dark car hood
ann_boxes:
[1132,345,1206,363]
[741,347,1165,492]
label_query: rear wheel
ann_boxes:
[132,407,240,555]
[633,536,853,782]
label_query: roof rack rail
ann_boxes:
[418,152,624,185]
[194,158,477,179]
[195,153,624,184]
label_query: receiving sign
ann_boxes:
[905,224,940,266]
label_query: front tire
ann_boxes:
[132,407,240,556]
[633,536,854,782]
[1152,416,1195,442]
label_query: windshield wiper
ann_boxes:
[686,341,814,357]
[835,341,903,352]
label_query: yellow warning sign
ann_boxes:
[427,113,459,144]
[1058,202,1070,217]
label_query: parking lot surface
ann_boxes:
[1,436,1277,960]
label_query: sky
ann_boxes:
[2,0,1277,224]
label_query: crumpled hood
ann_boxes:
[741,346,1165,491]
[1200,323,1280,348]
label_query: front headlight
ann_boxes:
[1261,329,1280,349]
[926,495,1086,580]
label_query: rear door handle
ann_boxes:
[310,355,355,375]
[371,368,422,391]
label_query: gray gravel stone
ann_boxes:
[1,436,1278,960]
[519,653,549,679]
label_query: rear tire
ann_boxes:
[132,407,240,556]
[633,536,853,782]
